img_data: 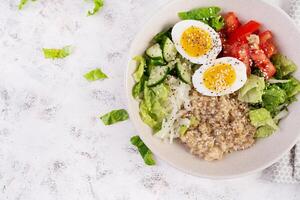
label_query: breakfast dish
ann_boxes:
[131,6,300,161]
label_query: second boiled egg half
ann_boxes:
[192,57,248,96]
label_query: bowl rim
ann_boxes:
[125,0,300,179]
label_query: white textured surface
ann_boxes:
[0,0,299,200]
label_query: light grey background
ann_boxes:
[0,0,299,200]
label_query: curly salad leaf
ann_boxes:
[43,46,72,59]
[130,135,155,166]
[100,109,129,125]
[271,54,297,79]
[88,0,104,16]
[178,7,225,31]
[84,68,108,81]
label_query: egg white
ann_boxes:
[171,20,222,65]
[192,57,248,96]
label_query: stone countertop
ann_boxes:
[0,0,299,199]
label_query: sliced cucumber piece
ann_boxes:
[162,37,177,62]
[176,61,192,84]
[146,43,163,59]
[147,65,169,87]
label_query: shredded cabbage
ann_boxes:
[155,76,191,142]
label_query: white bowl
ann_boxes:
[126,0,300,179]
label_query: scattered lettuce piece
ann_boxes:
[133,56,146,82]
[279,77,300,98]
[238,75,265,103]
[178,7,224,31]
[43,46,72,59]
[84,68,108,81]
[19,0,36,10]
[271,54,297,79]
[249,108,278,138]
[18,0,28,9]
[100,109,129,125]
[88,0,104,16]
[262,85,287,115]
[130,135,155,166]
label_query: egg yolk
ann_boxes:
[180,26,212,57]
[203,63,236,92]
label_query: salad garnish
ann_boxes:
[84,68,108,81]
[88,0,104,16]
[130,135,156,166]
[100,109,129,125]
[43,46,72,59]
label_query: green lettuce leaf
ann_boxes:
[178,7,224,31]
[43,46,72,59]
[249,108,278,138]
[139,101,160,131]
[262,85,287,115]
[18,0,36,10]
[279,77,300,98]
[132,77,145,99]
[88,0,104,16]
[139,83,170,132]
[271,54,297,79]
[130,135,155,166]
[153,28,172,43]
[18,0,28,9]
[133,56,146,82]
[255,126,276,138]
[100,109,129,125]
[84,68,108,81]
[238,75,265,103]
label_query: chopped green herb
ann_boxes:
[84,68,108,81]
[43,46,72,59]
[130,135,156,166]
[88,0,104,16]
[100,109,129,125]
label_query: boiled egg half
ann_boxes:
[172,20,222,64]
[192,57,248,96]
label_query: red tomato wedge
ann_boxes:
[250,48,276,79]
[259,31,277,58]
[259,31,273,44]
[224,12,241,34]
[223,41,252,75]
[228,20,261,44]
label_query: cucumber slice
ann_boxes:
[162,37,177,62]
[146,43,163,59]
[147,65,169,87]
[176,62,192,84]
